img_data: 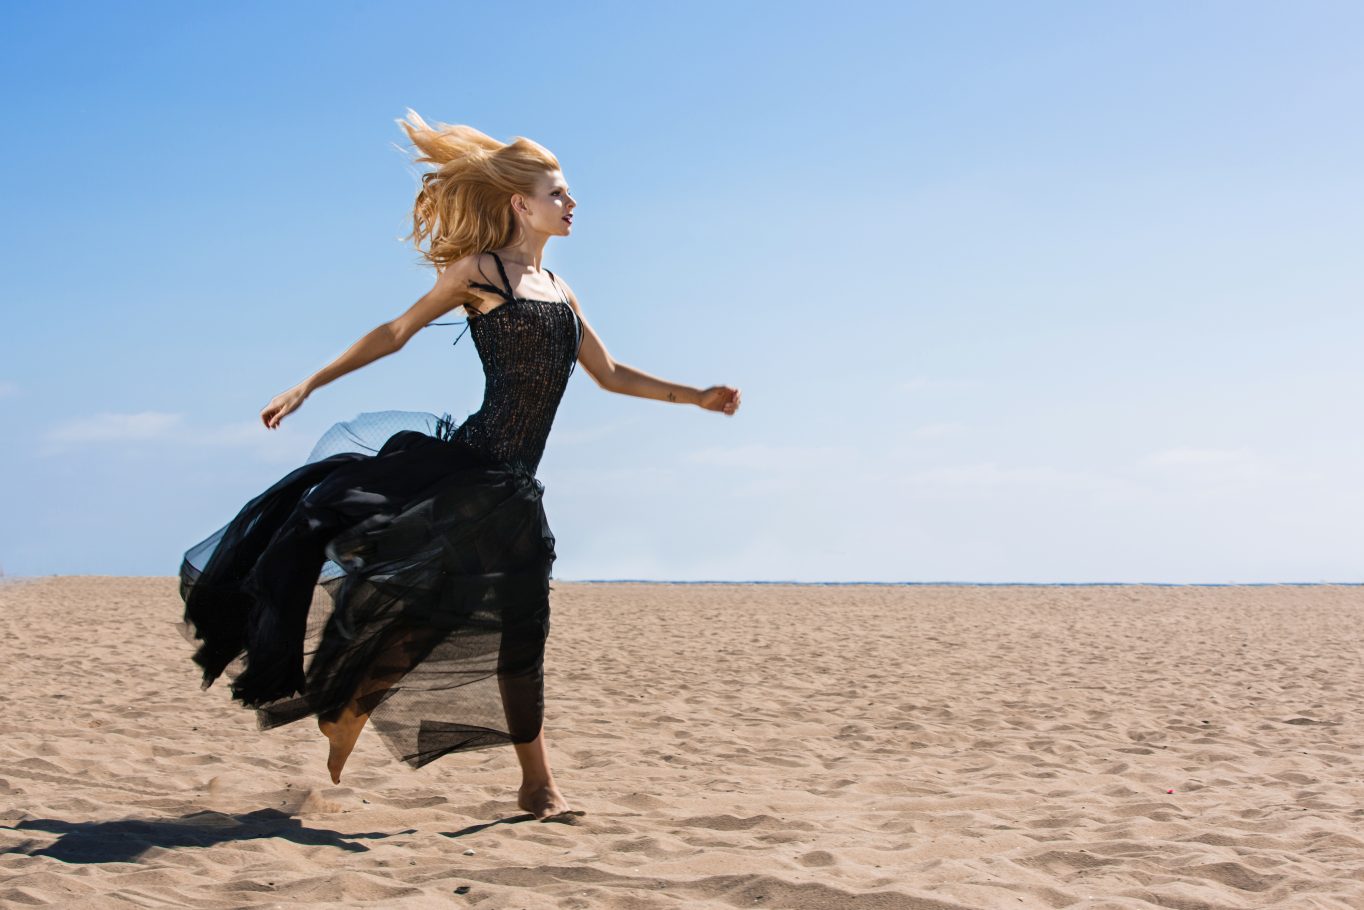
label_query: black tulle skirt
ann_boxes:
[177,411,554,769]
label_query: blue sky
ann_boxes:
[2,1,1362,582]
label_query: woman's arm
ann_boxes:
[557,276,741,416]
[260,257,477,429]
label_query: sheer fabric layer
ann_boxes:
[178,411,555,768]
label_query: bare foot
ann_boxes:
[318,710,369,784]
[517,781,580,821]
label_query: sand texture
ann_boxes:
[0,577,1360,909]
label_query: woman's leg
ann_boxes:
[318,623,436,783]
[497,608,574,819]
[507,719,572,819]
[317,696,372,785]
[321,634,574,818]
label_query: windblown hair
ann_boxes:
[394,109,561,271]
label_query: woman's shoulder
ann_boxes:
[434,253,503,295]
[436,251,495,283]
[421,254,488,318]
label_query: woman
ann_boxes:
[177,110,741,821]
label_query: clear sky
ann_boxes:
[3,1,1362,582]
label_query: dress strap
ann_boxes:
[431,251,520,349]
[426,317,471,349]
[545,269,582,379]
[464,251,517,305]
[489,251,517,300]
[545,269,568,304]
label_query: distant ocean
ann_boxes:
[0,576,1356,587]
[563,579,1363,587]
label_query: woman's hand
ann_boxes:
[260,383,310,429]
[697,385,741,416]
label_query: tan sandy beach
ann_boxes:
[0,578,1360,909]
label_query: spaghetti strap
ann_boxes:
[472,254,567,306]
[545,269,567,304]
[489,251,516,299]
[467,253,514,303]
[544,269,582,379]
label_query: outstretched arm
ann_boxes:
[558,277,741,416]
[260,257,478,428]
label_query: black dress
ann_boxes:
[177,251,583,769]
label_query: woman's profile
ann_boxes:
[177,110,741,821]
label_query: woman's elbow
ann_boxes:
[384,321,412,352]
[589,362,621,393]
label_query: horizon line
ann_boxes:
[1,575,1361,588]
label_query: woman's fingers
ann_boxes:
[260,387,306,429]
[261,399,286,429]
[708,385,739,415]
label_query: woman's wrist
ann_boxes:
[674,385,702,406]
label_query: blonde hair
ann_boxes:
[394,109,561,271]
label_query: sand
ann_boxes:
[0,577,1360,909]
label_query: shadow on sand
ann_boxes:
[441,808,588,839]
[2,808,410,863]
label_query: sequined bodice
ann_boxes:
[449,252,583,475]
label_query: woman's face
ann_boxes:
[517,170,576,235]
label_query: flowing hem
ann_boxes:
[178,410,555,768]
